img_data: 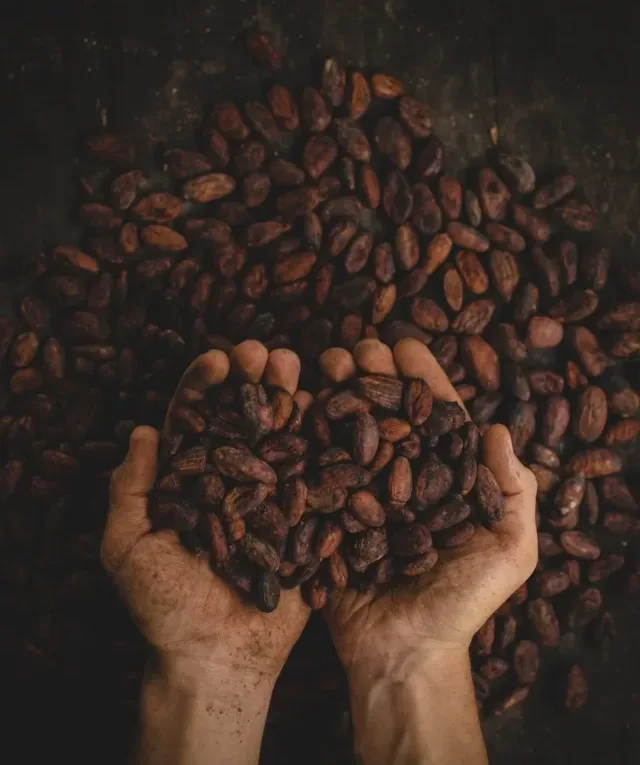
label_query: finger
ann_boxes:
[164,349,230,437]
[229,339,269,383]
[393,337,466,410]
[264,348,301,394]
[102,426,159,573]
[353,339,398,377]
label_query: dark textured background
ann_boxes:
[1,1,639,762]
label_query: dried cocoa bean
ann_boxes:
[527,598,560,647]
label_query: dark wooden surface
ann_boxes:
[1,1,640,763]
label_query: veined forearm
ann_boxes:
[135,652,275,765]
[348,647,488,765]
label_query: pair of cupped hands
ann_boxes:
[101,338,536,751]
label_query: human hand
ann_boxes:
[323,338,536,765]
[325,337,537,674]
[101,342,310,683]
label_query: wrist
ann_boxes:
[346,645,482,765]
[151,647,277,700]
[137,650,276,765]
[347,641,470,703]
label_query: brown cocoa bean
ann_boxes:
[574,386,607,442]
[587,554,625,583]
[438,175,462,220]
[555,475,586,516]
[383,169,413,224]
[452,300,496,335]
[435,520,475,548]
[334,119,371,162]
[475,617,495,655]
[388,456,412,505]
[528,370,564,396]
[213,446,277,484]
[565,665,588,709]
[442,264,464,312]
[390,523,432,556]
[536,570,571,597]
[527,598,560,647]
[399,548,438,576]
[192,473,226,507]
[328,550,349,589]
[478,168,510,220]
[485,223,525,253]
[480,657,510,681]
[356,375,403,410]
[352,412,380,466]
[456,250,489,294]
[568,326,608,377]
[560,530,600,560]
[447,222,489,252]
[398,96,433,138]
[319,463,372,490]
[426,495,471,531]
[568,588,602,630]
[349,527,388,566]
[326,389,371,420]
[513,641,539,684]
[171,446,209,476]
[371,73,404,98]
[461,336,500,391]
[374,117,411,169]
[415,455,454,508]
[412,187,443,235]
[567,448,622,478]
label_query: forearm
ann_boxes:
[347,646,488,765]
[135,651,275,765]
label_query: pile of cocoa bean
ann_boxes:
[151,337,505,612]
[151,342,310,613]
[304,340,504,592]
[1,47,640,742]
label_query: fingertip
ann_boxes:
[186,349,230,389]
[482,424,512,458]
[230,340,269,383]
[264,348,301,394]
[126,426,159,463]
[130,425,160,447]
[353,339,398,377]
[319,347,356,383]
[293,389,314,416]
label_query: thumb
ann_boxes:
[481,424,537,545]
[102,426,159,573]
[482,424,529,496]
